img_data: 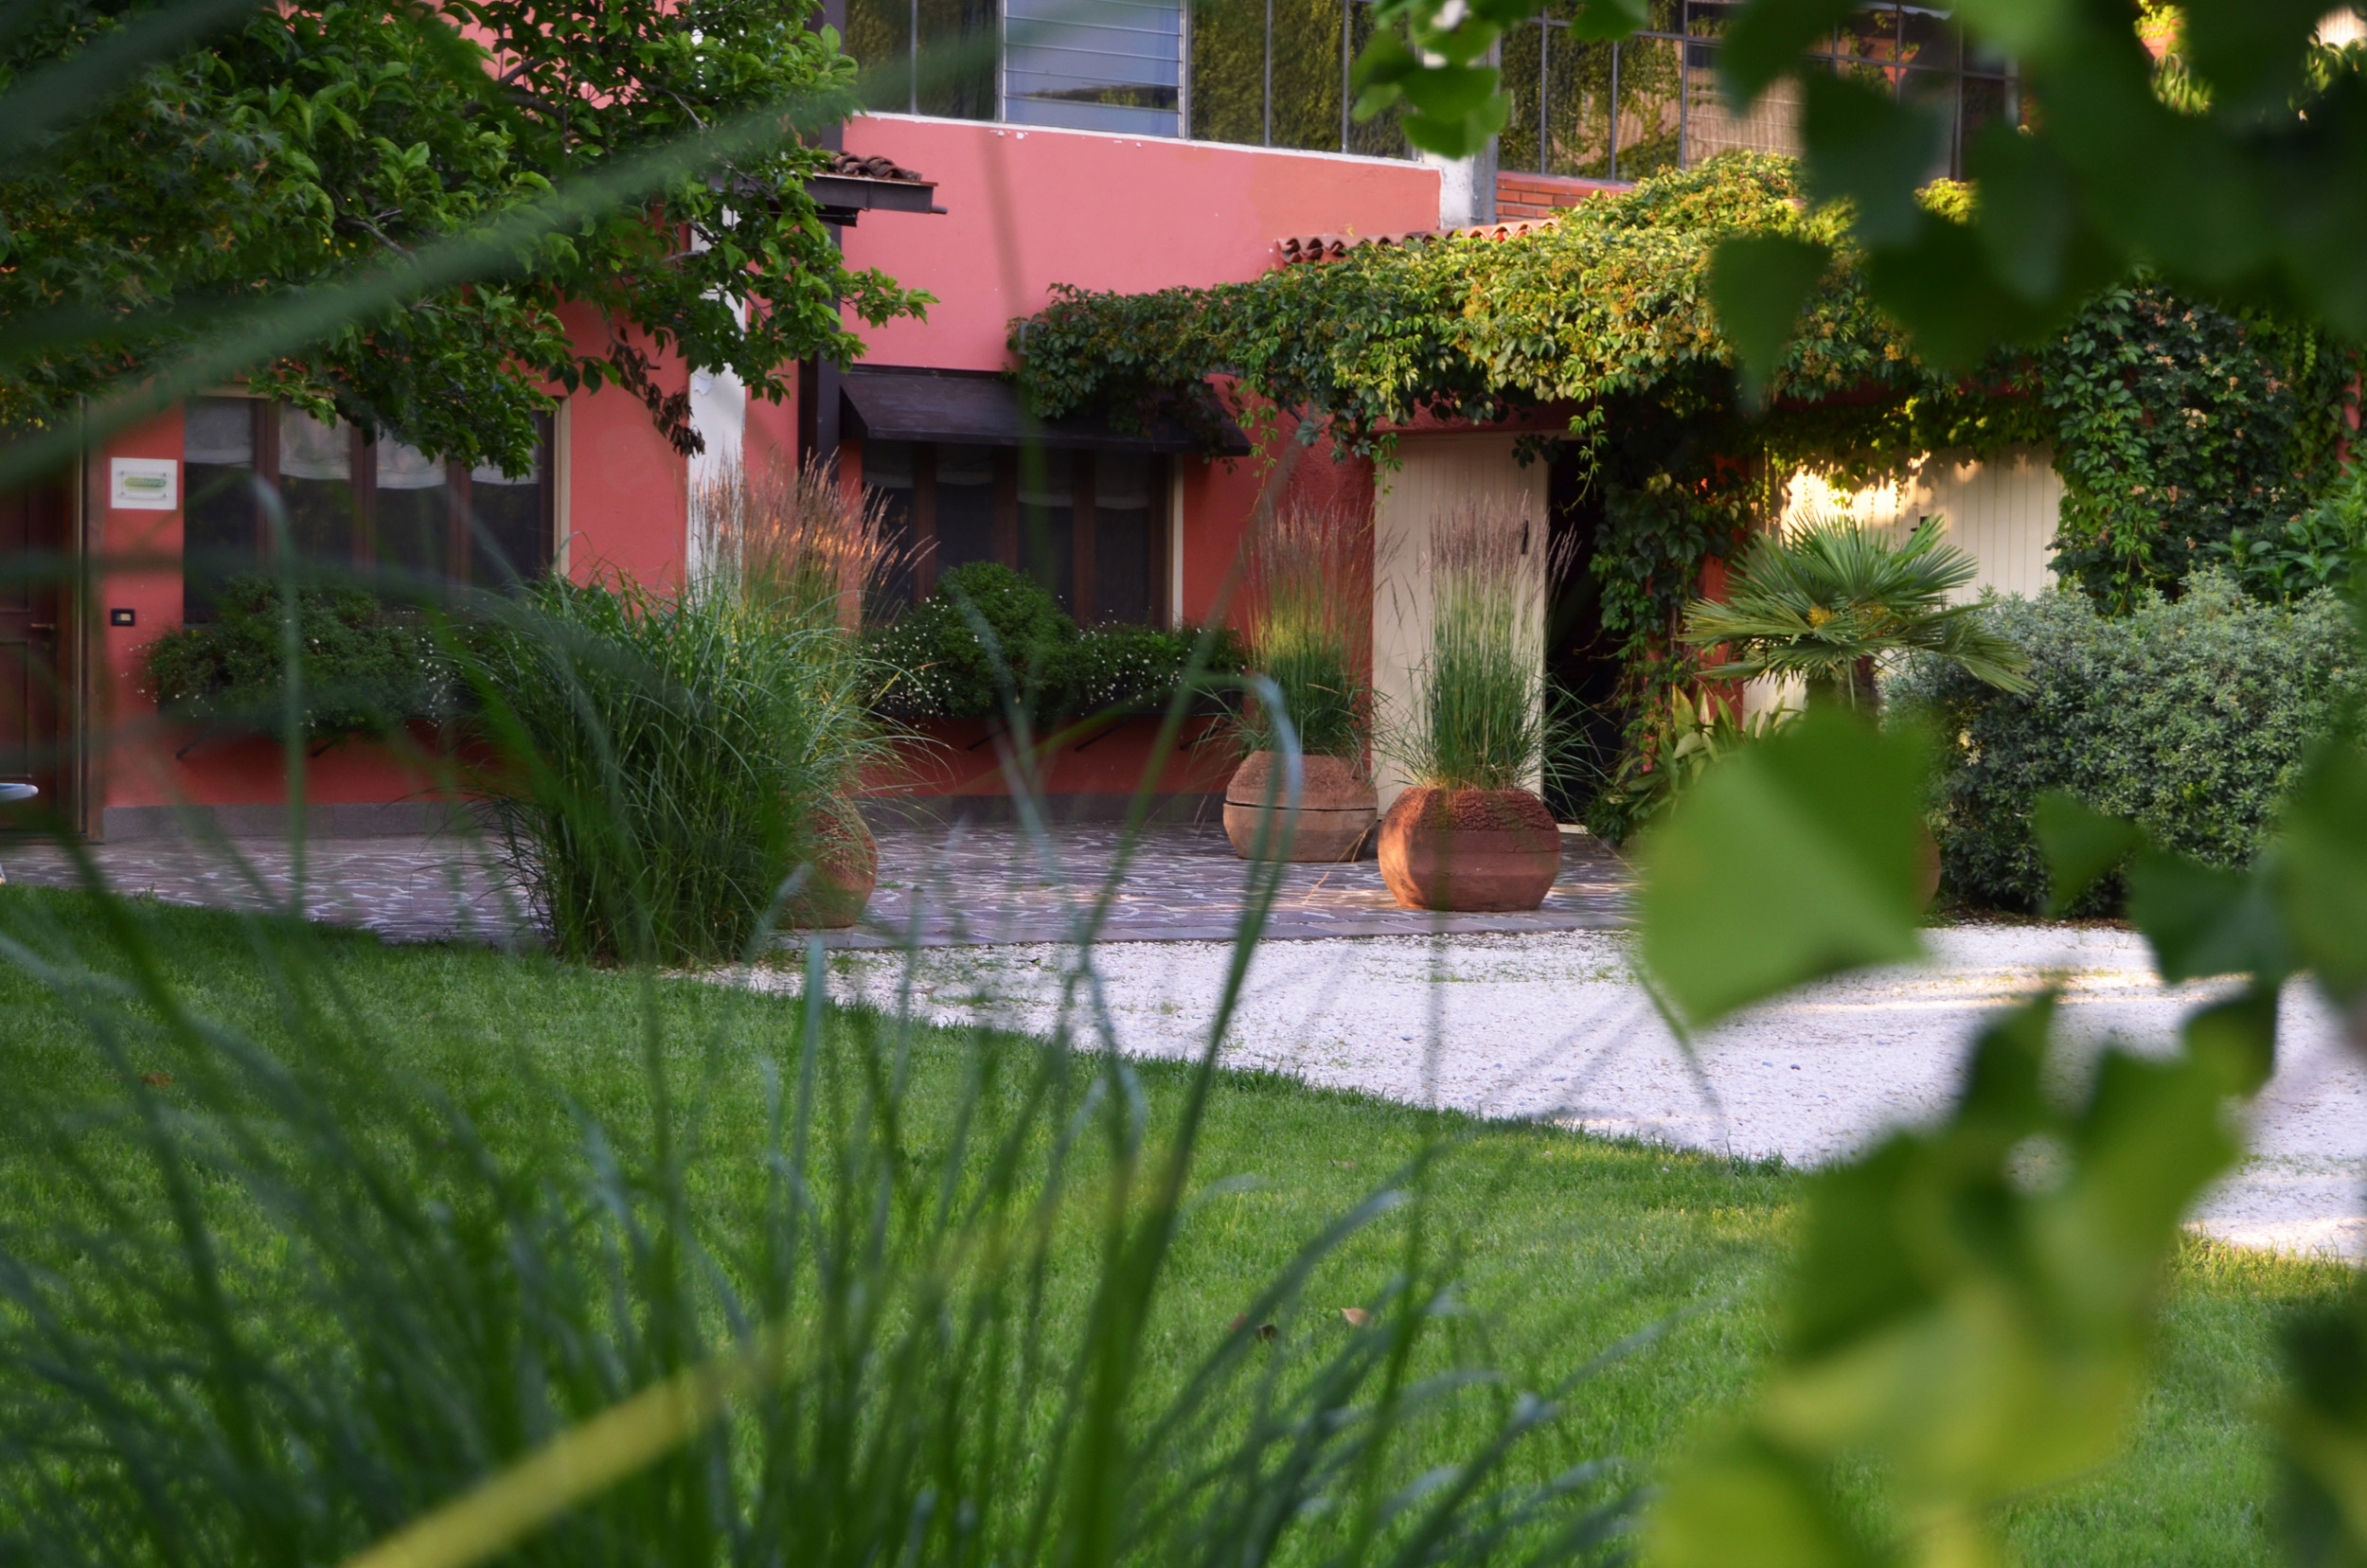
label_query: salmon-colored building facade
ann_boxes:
[23,0,2018,836]
[46,115,1447,837]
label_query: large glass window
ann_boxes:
[863,440,1166,625]
[1006,0,1184,132]
[849,0,2012,177]
[179,397,554,621]
[1499,0,2019,181]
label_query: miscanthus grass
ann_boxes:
[0,834,1641,1568]
[460,574,895,966]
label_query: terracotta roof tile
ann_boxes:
[1273,216,1559,266]
[822,151,927,182]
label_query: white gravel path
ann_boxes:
[757,924,2367,1261]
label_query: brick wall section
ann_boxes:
[1496,170,1628,220]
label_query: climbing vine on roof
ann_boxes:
[1010,153,2032,476]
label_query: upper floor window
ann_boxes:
[1497,0,2018,180]
[847,0,1407,154]
[182,396,553,622]
[846,0,2009,174]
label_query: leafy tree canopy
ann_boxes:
[1,0,930,472]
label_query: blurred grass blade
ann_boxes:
[340,1323,801,1568]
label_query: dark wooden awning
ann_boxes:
[803,173,945,224]
[839,365,1250,455]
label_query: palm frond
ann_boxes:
[1684,512,2031,697]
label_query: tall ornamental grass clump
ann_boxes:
[465,574,892,963]
[1234,501,1372,760]
[1387,497,1561,791]
[1888,571,2366,911]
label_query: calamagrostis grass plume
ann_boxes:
[1237,499,1373,760]
[693,451,910,628]
[1391,493,1563,793]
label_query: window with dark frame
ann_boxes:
[861,439,1166,627]
[181,396,557,623]
[1489,0,2017,181]
[844,0,2011,177]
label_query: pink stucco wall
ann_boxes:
[86,125,1444,826]
[838,116,1441,370]
[92,311,703,825]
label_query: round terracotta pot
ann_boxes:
[1377,787,1561,913]
[1223,751,1379,863]
[786,800,878,930]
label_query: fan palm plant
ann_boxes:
[1682,513,2032,709]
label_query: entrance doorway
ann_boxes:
[0,480,69,829]
[1544,448,1621,824]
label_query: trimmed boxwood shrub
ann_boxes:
[141,575,456,740]
[866,561,1243,722]
[1888,573,2364,913]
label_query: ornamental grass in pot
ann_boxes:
[1223,501,1378,863]
[1377,496,1566,912]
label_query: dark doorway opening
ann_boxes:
[1543,447,1620,824]
[0,478,69,831]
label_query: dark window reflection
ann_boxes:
[934,444,998,572]
[183,398,258,622]
[278,406,356,566]
[375,433,449,582]
[468,441,548,590]
[1092,453,1156,625]
[1017,447,1075,608]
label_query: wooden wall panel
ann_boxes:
[1780,443,2064,602]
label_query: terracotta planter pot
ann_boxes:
[787,801,878,930]
[1377,787,1560,913]
[1223,751,1378,863]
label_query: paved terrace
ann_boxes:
[0,823,1632,948]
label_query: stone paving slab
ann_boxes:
[851,822,1628,947]
[0,822,1631,949]
[0,833,530,946]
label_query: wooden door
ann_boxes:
[0,481,65,827]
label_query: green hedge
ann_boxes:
[1888,574,2364,912]
[866,562,1243,722]
[142,575,455,739]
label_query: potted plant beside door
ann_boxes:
[1376,496,1565,912]
[1222,501,1377,862]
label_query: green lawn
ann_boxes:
[0,884,2343,1565]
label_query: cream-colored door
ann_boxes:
[1370,435,1551,811]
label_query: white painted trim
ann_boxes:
[852,110,1441,171]
[551,396,574,578]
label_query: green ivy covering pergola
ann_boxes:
[1006,152,2351,786]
